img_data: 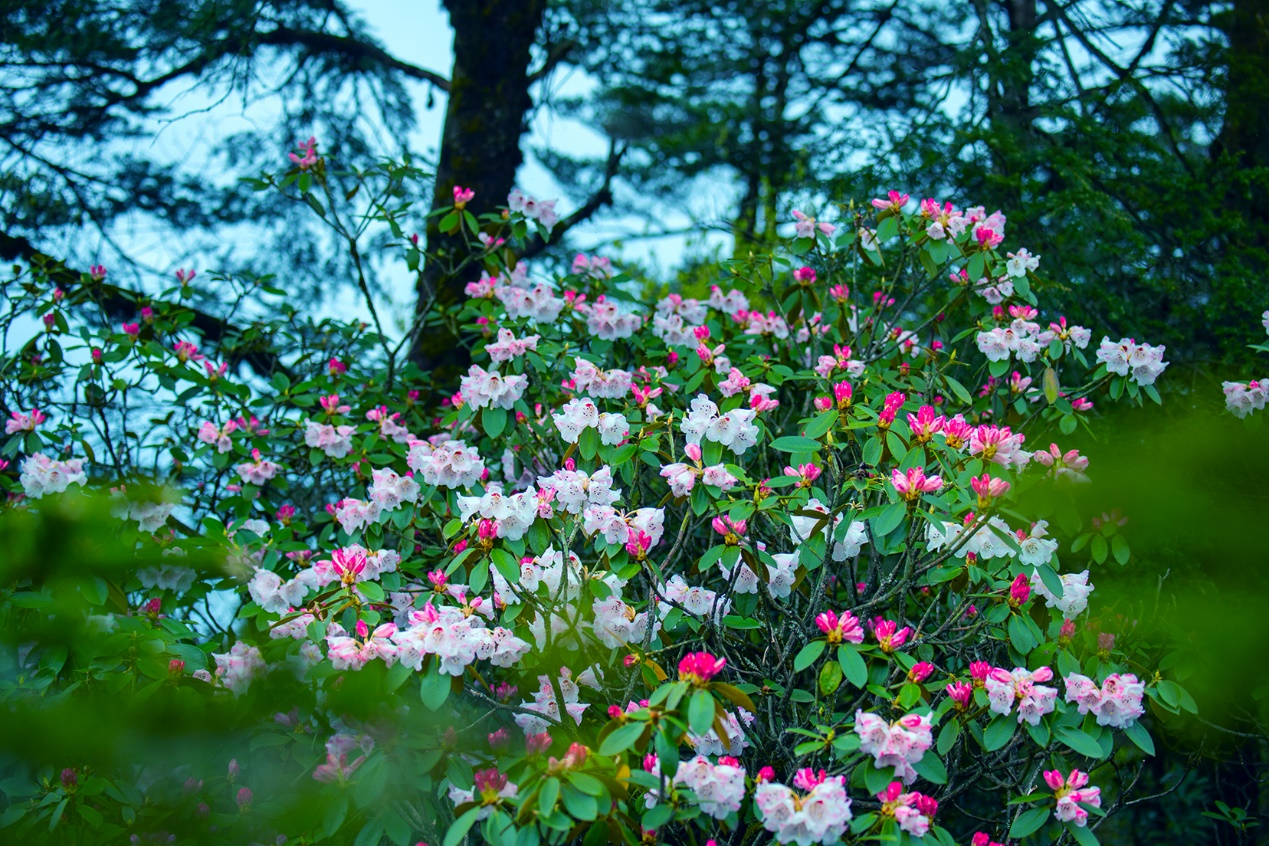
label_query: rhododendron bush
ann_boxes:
[0,154,1207,846]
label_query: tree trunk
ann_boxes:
[410,0,548,382]
[1213,0,1269,246]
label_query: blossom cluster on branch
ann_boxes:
[0,153,1206,846]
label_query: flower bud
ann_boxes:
[907,662,934,684]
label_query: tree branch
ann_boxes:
[0,231,289,380]
[257,26,450,91]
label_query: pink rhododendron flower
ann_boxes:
[1064,672,1145,728]
[755,774,852,845]
[854,710,933,784]
[790,209,837,239]
[814,609,864,645]
[891,467,943,501]
[1045,769,1101,826]
[985,666,1057,724]
[6,408,46,434]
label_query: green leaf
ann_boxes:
[863,760,894,796]
[794,640,826,672]
[484,407,507,439]
[1008,613,1036,654]
[1111,534,1130,565]
[1123,720,1155,756]
[911,752,948,785]
[49,797,68,831]
[489,548,519,585]
[538,777,561,815]
[642,803,672,831]
[354,755,388,808]
[444,807,481,846]
[568,772,606,797]
[819,659,843,695]
[712,683,758,713]
[837,645,869,688]
[578,426,600,460]
[323,794,349,838]
[76,804,103,828]
[936,720,961,756]
[599,721,646,756]
[803,410,837,439]
[967,252,986,279]
[919,248,940,278]
[688,690,716,735]
[356,817,386,846]
[983,714,1017,751]
[1025,718,1050,748]
[420,665,451,711]
[771,436,822,453]
[1043,367,1061,404]
[944,376,973,406]
[872,502,907,537]
[1066,821,1100,846]
[1009,806,1051,839]
[1035,563,1063,599]
[528,518,550,554]
[561,783,598,820]
[862,436,883,467]
[1056,726,1105,759]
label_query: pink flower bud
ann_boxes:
[946,681,972,708]
[1009,573,1031,606]
[756,766,776,783]
[1043,770,1066,791]
[236,786,253,811]
[907,661,934,684]
[526,732,552,755]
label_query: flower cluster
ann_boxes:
[1045,769,1102,826]
[1095,337,1169,386]
[0,177,1195,846]
[855,710,934,783]
[1064,672,1146,728]
[985,666,1058,725]
[755,772,853,846]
